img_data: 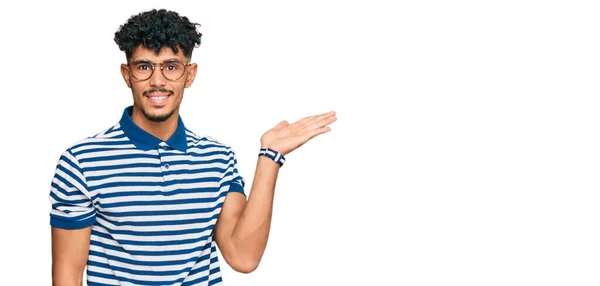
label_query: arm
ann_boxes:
[48,149,96,285]
[214,111,337,273]
[51,226,92,286]
[214,156,280,273]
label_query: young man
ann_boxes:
[48,9,336,286]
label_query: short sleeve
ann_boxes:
[48,149,96,229]
[222,147,246,197]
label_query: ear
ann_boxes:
[184,63,198,88]
[120,63,132,88]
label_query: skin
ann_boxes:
[121,45,198,141]
[51,45,337,285]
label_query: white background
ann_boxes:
[1,0,599,285]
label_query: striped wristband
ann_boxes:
[258,148,285,166]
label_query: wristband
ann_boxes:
[258,148,285,166]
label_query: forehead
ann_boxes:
[130,45,186,62]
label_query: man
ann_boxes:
[49,9,336,286]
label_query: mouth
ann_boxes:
[145,92,172,106]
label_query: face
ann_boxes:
[120,45,197,122]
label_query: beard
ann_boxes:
[135,87,177,122]
[141,106,176,122]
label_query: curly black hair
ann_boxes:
[114,9,202,60]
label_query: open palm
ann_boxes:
[260,111,337,156]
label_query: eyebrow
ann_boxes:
[131,58,183,64]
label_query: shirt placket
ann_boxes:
[157,142,171,190]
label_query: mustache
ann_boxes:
[143,88,174,96]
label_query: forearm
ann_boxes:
[218,111,335,272]
[51,226,90,286]
[52,263,84,286]
[231,156,280,261]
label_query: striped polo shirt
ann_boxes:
[48,105,245,286]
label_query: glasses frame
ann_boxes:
[128,60,191,81]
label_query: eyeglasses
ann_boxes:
[128,60,191,81]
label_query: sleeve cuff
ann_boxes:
[50,214,96,229]
[227,181,246,197]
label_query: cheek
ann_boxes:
[131,83,146,95]
[173,83,186,96]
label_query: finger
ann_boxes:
[300,111,336,128]
[274,120,289,130]
[267,120,289,133]
[304,113,337,131]
[305,125,332,140]
[295,114,319,127]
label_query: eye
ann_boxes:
[135,63,152,71]
[165,63,178,71]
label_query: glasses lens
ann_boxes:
[131,62,153,81]
[162,62,185,80]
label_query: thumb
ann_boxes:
[275,120,289,129]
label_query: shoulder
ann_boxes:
[185,128,236,155]
[60,122,127,157]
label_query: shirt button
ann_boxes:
[162,146,169,150]
[164,163,170,169]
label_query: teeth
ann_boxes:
[150,96,167,99]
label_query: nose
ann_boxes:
[148,66,167,87]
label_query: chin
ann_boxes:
[142,107,176,122]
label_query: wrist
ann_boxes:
[261,144,285,155]
[258,147,285,167]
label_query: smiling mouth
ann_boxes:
[146,93,170,105]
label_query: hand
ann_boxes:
[260,111,337,156]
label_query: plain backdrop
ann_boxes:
[1,0,599,285]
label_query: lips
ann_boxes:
[146,93,170,105]
[143,89,173,106]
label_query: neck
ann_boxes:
[130,107,179,142]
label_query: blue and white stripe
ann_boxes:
[49,106,245,286]
[258,148,285,166]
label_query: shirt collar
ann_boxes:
[119,105,188,152]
